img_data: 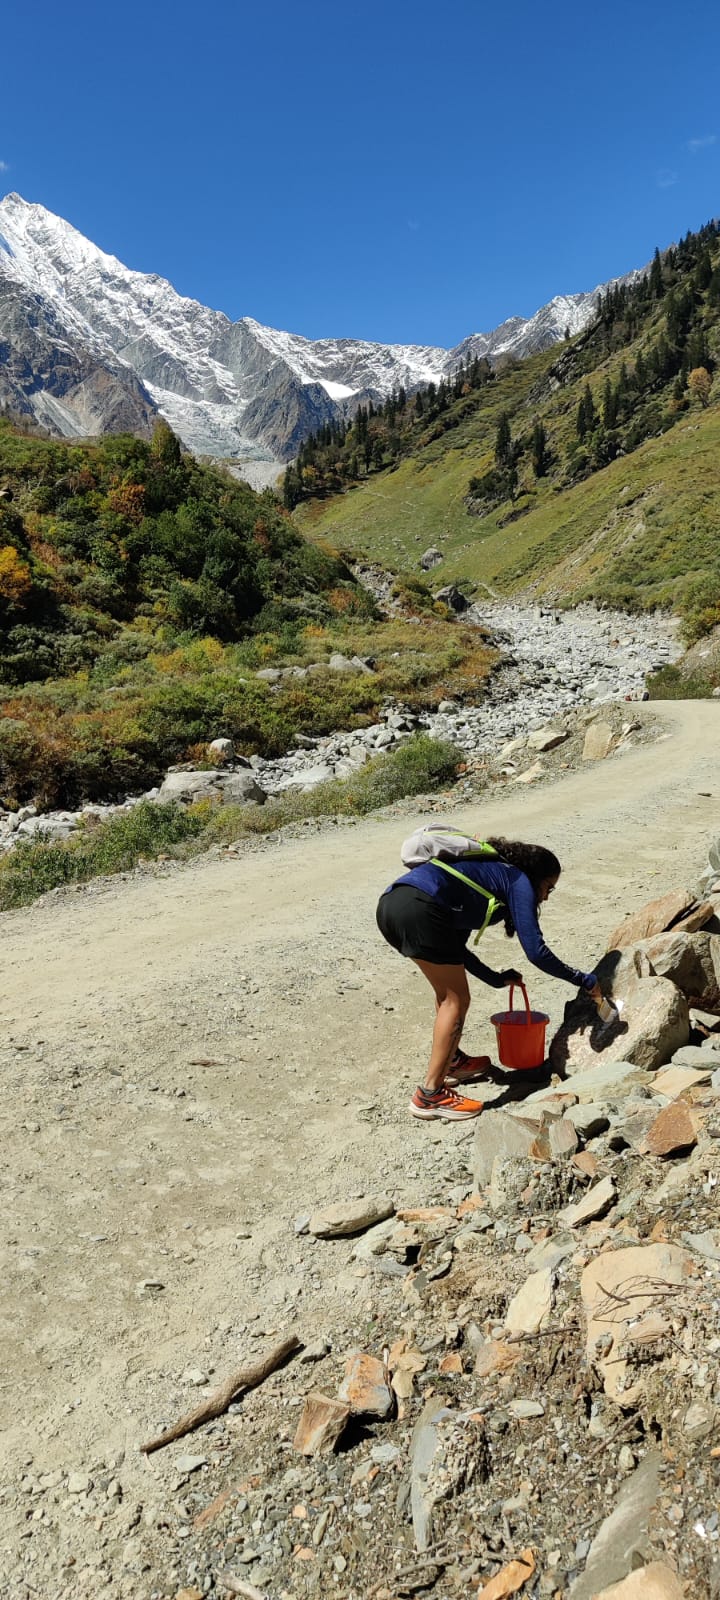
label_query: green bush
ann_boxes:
[0,800,205,910]
[646,664,718,699]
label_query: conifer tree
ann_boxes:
[495,411,512,466]
[282,464,300,511]
[694,250,713,292]
[602,377,617,429]
[649,247,664,299]
[687,328,710,370]
[531,420,549,477]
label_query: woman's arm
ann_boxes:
[464,948,522,988]
[508,875,597,989]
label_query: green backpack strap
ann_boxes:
[430,856,504,941]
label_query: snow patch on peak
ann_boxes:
[315,379,356,401]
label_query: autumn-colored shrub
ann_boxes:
[0,545,32,607]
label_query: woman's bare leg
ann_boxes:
[413,960,470,1092]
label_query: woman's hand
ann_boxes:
[586,980,602,1003]
[499,968,523,985]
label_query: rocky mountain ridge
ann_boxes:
[0,193,638,479]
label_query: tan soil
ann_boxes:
[1,699,718,1569]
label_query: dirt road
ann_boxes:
[1,699,718,1584]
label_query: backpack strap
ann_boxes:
[430,857,504,941]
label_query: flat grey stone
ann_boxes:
[472,1111,539,1188]
[560,1059,653,1102]
[524,1233,575,1271]
[409,1399,454,1552]
[174,1454,206,1475]
[669,1045,719,1069]
[559,1174,616,1227]
[566,1102,611,1138]
[67,1473,93,1495]
[569,1452,662,1598]
[681,1230,720,1263]
[507,1398,545,1418]
[308,1196,395,1238]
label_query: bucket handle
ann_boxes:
[507,982,532,1025]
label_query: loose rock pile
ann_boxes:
[10,843,720,1599]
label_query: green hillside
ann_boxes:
[296,223,720,644]
[0,420,493,806]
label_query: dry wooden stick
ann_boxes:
[586,1413,641,1462]
[141,1332,302,1455]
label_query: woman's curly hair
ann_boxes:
[486,837,562,938]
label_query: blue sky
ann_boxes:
[2,0,719,347]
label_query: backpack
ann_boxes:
[400,825,498,868]
[399,826,503,940]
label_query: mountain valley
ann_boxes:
[0,193,625,477]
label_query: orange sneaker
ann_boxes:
[446,1048,493,1086]
[410,1085,484,1121]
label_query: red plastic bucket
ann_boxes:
[490,982,549,1070]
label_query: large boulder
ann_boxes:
[433,584,469,613]
[207,736,235,762]
[550,976,689,1075]
[221,770,269,805]
[276,763,335,792]
[597,930,720,1013]
[156,769,227,802]
[580,1244,695,1405]
[607,887,712,950]
[156,768,267,805]
[640,929,720,1008]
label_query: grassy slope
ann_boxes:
[298,312,720,629]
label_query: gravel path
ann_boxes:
[1,696,717,1596]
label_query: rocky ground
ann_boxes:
[1,700,720,1599]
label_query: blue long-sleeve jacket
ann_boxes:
[392,858,596,990]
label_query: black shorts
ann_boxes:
[376,884,468,966]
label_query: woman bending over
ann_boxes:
[376,836,600,1120]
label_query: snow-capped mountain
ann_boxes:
[0,194,630,479]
